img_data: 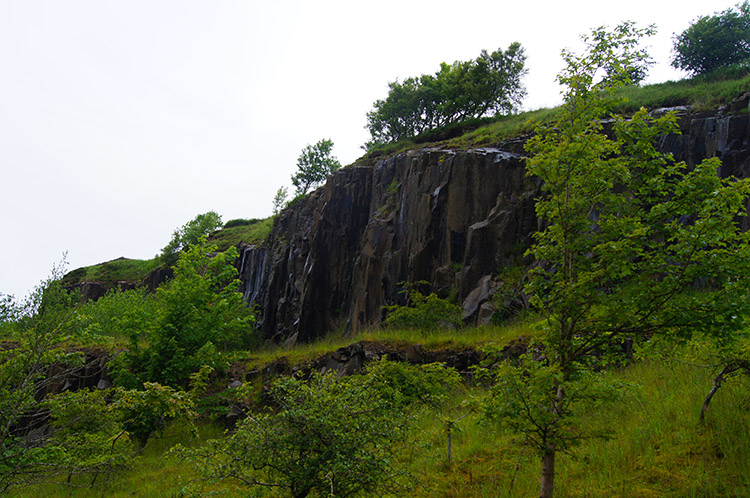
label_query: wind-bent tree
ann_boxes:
[365,43,527,146]
[484,22,750,498]
[672,1,750,75]
[291,139,341,195]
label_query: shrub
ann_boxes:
[113,240,256,388]
[159,211,223,267]
[185,359,459,498]
[384,281,463,329]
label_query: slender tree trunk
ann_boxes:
[539,444,556,498]
[539,383,565,498]
[700,364,740,424]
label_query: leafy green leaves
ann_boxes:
[365,43,527,147]
[186,359,459,498]
[114,240,256,388]
[291,139,341,196]
[672,1,750,75]
[383,281,463,330]
[159,211,223,267]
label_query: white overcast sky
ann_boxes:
[0,0,741,299]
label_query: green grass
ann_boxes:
[61,257,157,286]
[612,71,750,114]
[228,318,540,373]
[5,422,231,498]
[394,358,750,498]
[16,342,750,498]
[208,217,274,252]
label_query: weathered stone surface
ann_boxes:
[239,101,750,343]
[462,274,494,320]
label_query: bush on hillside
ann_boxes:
[384,281,462,330]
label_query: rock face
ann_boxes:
[241,148,537,344]
[240,98,750,344]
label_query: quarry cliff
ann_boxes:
[238,95,750,345]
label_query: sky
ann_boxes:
[0,0,741,299]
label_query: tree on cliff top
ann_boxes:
[365,43,527,147]
[291,139,341,195]
[672,1,750,75]
[483,22,750,498]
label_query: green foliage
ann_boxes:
[42,389,132,479]
[384,281,463,330]
[484,21,750,497]
[480,354,621,456]
[365,43,527,147]
[114,240,256,388]
[67,287,156,344]
[222,218,255,229]
[365,357,462,409]
[0,262,98,492]
[113,383,197,449]
[159,211,223,267]
[186,359,458,498]
[291,139,341,195]
[672,1,750,75]
[272,186,288,215]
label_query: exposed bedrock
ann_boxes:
[240,98,750,344]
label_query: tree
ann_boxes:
[114,239,256,388]
[672,1,750,75]
[272,186,288,215]
[483,22,750,498]
[0,263,85,492]
[186,359,459,498]
[159,211,223,266]
[291,139,341,195]
[365,43,526,147]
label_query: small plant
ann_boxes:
[272,186,288,215]
[384,281,462,330]
[183,358,459,498]
[222,218,253,229]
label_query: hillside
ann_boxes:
[4,61,750,498]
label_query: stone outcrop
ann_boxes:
[237,97,750,344]
[240,148,538,344]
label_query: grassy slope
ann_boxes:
[207,217,274,252]
[60,257,157,287]
[13,322,750,497]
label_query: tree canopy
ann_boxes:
[672,1,750,75]
[291,139,341,195]
[482,22,750,498]
[365,43,527,147]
